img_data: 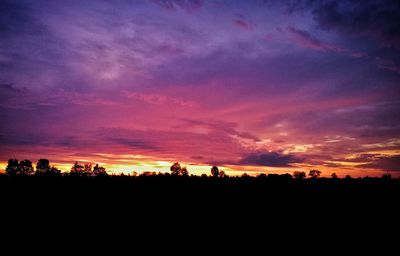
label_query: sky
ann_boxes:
[1,0,400,177]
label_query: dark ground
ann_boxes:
[2,174,399,215]
[1,174,399,248]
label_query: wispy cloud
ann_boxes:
[287,27,345,53]
[356,155,400,171]
[122,90,196,107]
[150,0,203,12]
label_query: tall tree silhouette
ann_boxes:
[5,159,19,176]
[170,162,182,176]
[35,159,60,176]
[19,160,34,175]
[211,166,220,177]
[36,159,50,175]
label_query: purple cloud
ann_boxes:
[150,0,203,12]
[312,0,400,48]
[239,152,303,167]
[233,19,251,30]
[288,27,345,53]
[357,155,400,172]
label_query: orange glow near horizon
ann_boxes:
[0,157,396,178]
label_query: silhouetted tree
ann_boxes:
[211,166,220,177]
[257,173,267,179]
[36,159,50,175]
[219,170,226,178]
[181,167,189,176]
[170,162,181,176]
[331,173,338,179]
[308,170,321,179]
[241,173,249,177]
[48,166,61,176]
[84,163,92,176]
[70,162,86,176]
[281,173,293,180]
[382,173,392,180]
[5,159,20,176]
[345,175,352,179]
[35,159,61,176]
[170,162,189,176]
[293,171,306,180]
[19,160,34,175]
[93,164,108,177]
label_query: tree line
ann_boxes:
[4,159,107,177]
[2,158,393,179]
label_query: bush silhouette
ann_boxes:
[293,171,306,180]
[70,162,89,177]
[308,170,321,179]
[170,162,188,176]
[211,166,219,177]
[93,164,108,177]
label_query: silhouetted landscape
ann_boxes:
[3,158,400,220]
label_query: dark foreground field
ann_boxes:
[2,174,399,215]
[1,174,399,248]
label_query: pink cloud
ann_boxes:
[351,52,368,58]
[122,90,196,107]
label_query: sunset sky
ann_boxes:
[1,0,400,177]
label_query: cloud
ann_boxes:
[0,83,26,93]
[287,27,345,53]
[374,57,400,74]
[311,0,400,48]
[232,19,251,30]
[357,155,400,171]
[341,154,379,163]
[238,151,302,167]
[180,119,259,141]
[93,127,246,162]
[106,137,160,151]
[0,87,120,110]
[284,1,400,73]
[122,90,196,107]
[150,0,203,12]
